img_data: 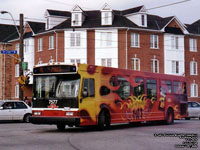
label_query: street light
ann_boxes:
[0,11,20,37]
[0,11,24,101]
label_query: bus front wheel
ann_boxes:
[165,108,174,125]
[98,110,110,131]
[57,124,65,131]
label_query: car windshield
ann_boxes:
[34,74,80,99]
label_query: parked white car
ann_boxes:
[186,101,200,120]
[0,100,32,123]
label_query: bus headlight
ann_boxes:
[66,112,74,116]
[34,112,41,116]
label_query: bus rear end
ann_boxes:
[30,64,81,129]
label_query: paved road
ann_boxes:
[0,120,199,150]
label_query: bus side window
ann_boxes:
[117,77,130,100]
[89,78,95,97]
[146,79,157,100]
[82,78,95,97]
[133,77,144,97]
[173,81,183,94]
[160,80,172,96]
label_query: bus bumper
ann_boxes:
[29,116,80,127]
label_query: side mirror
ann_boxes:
[0,107,3,110]
[82,87,88,98]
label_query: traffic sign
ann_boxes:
[1,50,17,54]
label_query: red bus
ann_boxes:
[30,63,188,130]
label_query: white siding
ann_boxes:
[127,14,147,27]
[164,34,185,76]
[24,38,34,84]
[95,29,118,68]
[64,30,87,64]
[47,16,67,29]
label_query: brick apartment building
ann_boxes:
[0,4,200,102]
[0,24,19,100]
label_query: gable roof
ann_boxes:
[186,20,200,35]
[27,21,45,34]
[0,24,19,43]
[35,5,191,35]
[122,5,144,15]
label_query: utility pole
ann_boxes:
[19,14,24,101]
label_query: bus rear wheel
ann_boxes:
[165,108,174,125]
[57,124,65,131]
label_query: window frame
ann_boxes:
[190,83,198,97]
[15,64,19,77]
[190,61,198,75]
[189,38,197,52]
[70,33,81,47]
[49,35,54,50]
[172,61,179,74]
[131,58,140,71]
[38,38,43,51]
[131,33,140,48]
[151,59,159,73]
[150,34,159,49]
[15,84,19,98]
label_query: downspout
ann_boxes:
[126,28,129,69]
[3,54,5,100]
[3,43,7,100]
[54,31,58,62]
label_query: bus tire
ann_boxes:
[98,110,111,131]
[98,111,105,131]
[57,124,65,131]
[165,108,174,125]
[185,117,190,120]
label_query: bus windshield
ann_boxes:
[34,74,80,99]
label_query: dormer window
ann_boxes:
[71,5,85,27]
[124,6,147,27]
[101,3,113,26]
[73,14,79,26]
[141,15,145,26]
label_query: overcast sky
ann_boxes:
[0,0,199,25]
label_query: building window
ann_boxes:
[15,43,19,54]
[189,38,197,52]
[70,33,81,47]
[49,36,54,50]
[24,40,29,53]
[150,34,159,49]
[73,14,79,26]
[190,83,198,97]
[141,15,145,26]
[101,32,112,47]
[101,58,112,67]
[38,38,43,51]
[171,36,179,49]
[190,61,198,75]
[131,58,140,71]
[105,12,109,24]
[15,64,19,77]
[172,61,179,74]
[15,84,19,98]
[151,59,159,73]
[70,59,80,64]
[38,58,43,65]
[131,33,140,47]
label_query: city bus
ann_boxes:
[30,63,188,130]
